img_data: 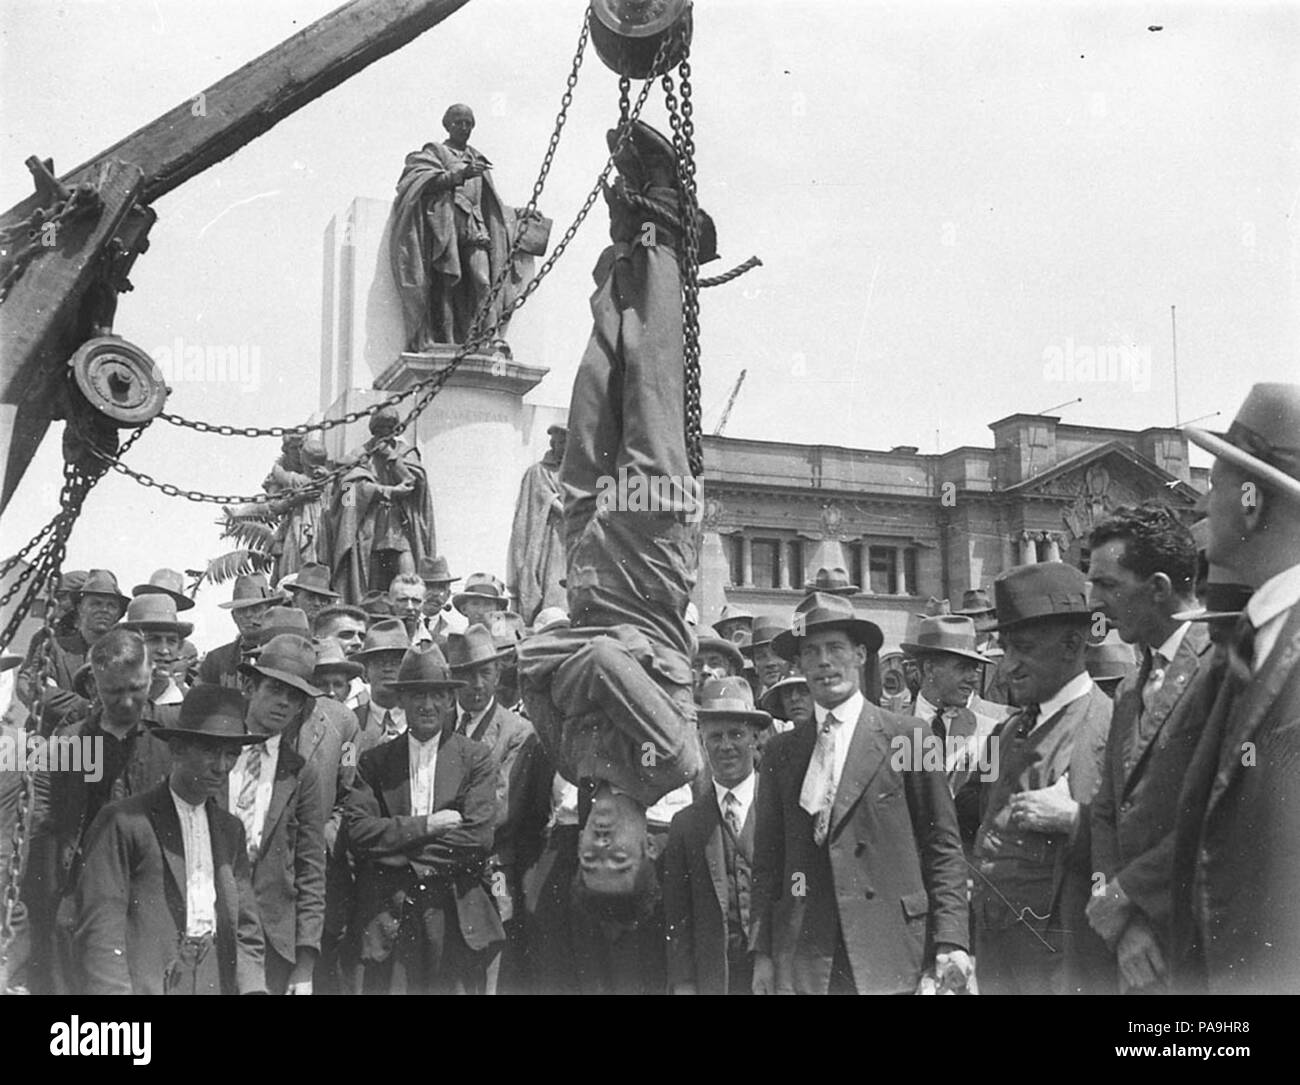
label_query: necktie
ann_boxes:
[235,743,262,859]
[799,714,838,846]
[382,709,400,738]
[459,710,473,736]
[932,705,952,741]
[1141,650,1167,714]
[723,790,742,836]
[1013,704,1040,743]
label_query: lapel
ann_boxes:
[698,796,729,922]
[830,703,889,838]
[293,713,326,765]
[146,784,188,928]
[470,700,498,746]
[382,734,412,817]
[260,741,304,851]
[1125,623,1210,791]
[1208,601,1300,814]
[432,729,462,808]
[737,790,757,862]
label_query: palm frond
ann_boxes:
[200,549,274,587]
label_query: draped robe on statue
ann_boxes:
[390,140,532,348]
[265,460,326,581]
[326,437,434,603]
[507,450,567,625]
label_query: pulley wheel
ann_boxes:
[589,0,693,79]
[68,335,167,427]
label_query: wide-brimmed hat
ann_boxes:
[988,563,1094,632]
[75,569,130,610]
[694,627,745,673]
[417,555,460,585]
[803,567,859,595]
[530,606,570,635]
[697,677,772,728]
[249,606,311,646]
[119,593,194,638]
[900,615,989,665]
[758,674,809,717]
[385,645,466,691]
[288,562,340,600]
[238,633,322,697]
[55,570,88,597]
[218,573,284,611]
[740,614,791,657]
[954,589,995,616]
[1173,565,1254,623]
[1187,383,1300,503]
[453,573,509,612]
[716,603,754,631]
[154,685,266,746]
[446,625,514,671]
[359,590,394,618]
[1085,632,1138,686]
[353,618,412,660]
[313,638,364,679]
[772,592,883,660]
[132,568,195,611]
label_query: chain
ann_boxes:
[662,39,703,477]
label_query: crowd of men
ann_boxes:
[0,110,1295,999]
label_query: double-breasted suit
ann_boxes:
[663,782,758,994]
[1171,599,1300,993]
[74,781,266,995]
[750,701,968,994]
[1090,623,1212,967]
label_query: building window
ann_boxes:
[787,540,805,589]
[751,539,781,589]
[845,542,863,591]
[902,549,918,598]
[868,546,897,594]
[728,536,744,586]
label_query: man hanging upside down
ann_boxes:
[517,119,718,898]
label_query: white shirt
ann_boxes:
[914,691,941,723]
[1033,671,1094,730]
[345,677,370,711]
[1245,562,1300,671]
[550,774,579,829]
[458,698,494,739]
[713,770,756,832]
[812,688,865,790]
[169,787,217,937]
[228,733,280,855]
[154,677,185,706]
[374,703,407,738]
[646,783,693,829]
[1145,621,1191,699]
[408,732,440,816]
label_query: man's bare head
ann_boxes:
[578,782,648,898]
[442,104,475,147]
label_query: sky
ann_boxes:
[1,0,1298,649]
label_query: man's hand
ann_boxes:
[1086,877,1133,947]
[1009,775,1078,834]
[752,954,776,995]
[457,160,486,182]
[425,809,463,835]
[1116,916,1166,992]
[286,979,313,996]
[933,945,973,993]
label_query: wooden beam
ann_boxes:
[0,0,472,227]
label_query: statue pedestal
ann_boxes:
[322,346,566,591]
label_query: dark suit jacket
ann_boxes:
[466,699,547,873]
[353,700,397,757]
[74,781,266,994]
[1171,599,1300,993]
[197,637,245,688]
[345,729,504,959]
[1091,622,1211,945]
[750,700,969,994]
[663,781,757,994]
[216,737,326,965]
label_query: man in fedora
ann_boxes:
[453,572,510,631]
[971,563,1112,995]
[25,629,174,993]
[288,561,341,626]
[345,646,504,993]
[759,674,813,732]
[750,592,970,994]
[664,677,771,995]
[740,615,793,696]
[351,619,414,753]
[225,634,326,994]
[714,603,754,645]
[50,570,88,637]
[693,626,745,700]
[803,568,858,596]
[74,684,267,994]
[446,626,546,992]
[1083,503,1207,993]
[133,568,195,611]
[313,638,364,703]
[199,573,284,688]
[120,593,194,708]
[417,555,468,644]
[22,568,130,734]
[508,422,568,626]
[1170,382,1300,994]
[955,587,1012,705]
[515,119,716,906]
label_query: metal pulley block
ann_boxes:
[589,0,693,79]
[67,335,167,427]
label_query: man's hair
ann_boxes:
[388,573,425,598]
[89,628,148,672]
[1089,503,1197,593]
[442,103,474,129]
[313,604,367,635]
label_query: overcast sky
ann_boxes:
[2,0,1297,648]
